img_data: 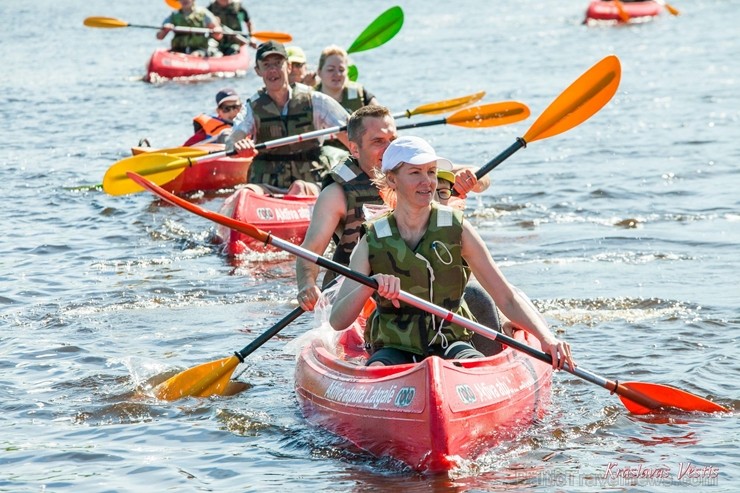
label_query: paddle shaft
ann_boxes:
[257,232,664,410]
[234,278,338,361]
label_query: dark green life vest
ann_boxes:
[364,203,474,355]
[170,8,210,51]
[207,1,247,45]
[320,157,383,286]
[248,85,324,187]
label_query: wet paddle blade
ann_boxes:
[154,355,240,400]
[523,55,621,143]
[446,101,530,128]
[347,6,404,54]
[83,16,129,29]
[104,153,193,195]
[619,382,729,415]
[252,31,293,43]
[405,91,486,117]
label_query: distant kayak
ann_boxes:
[585,0,661,23]
[215,188,315,255]
[145,45,252,82]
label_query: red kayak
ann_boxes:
[294,321,553,473]
[215,188,315,255]
[131,144,251,195]
[585,0,661,23]
[145,45,251,82]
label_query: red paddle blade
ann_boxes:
[619,381,729,414]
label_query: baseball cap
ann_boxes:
[381,136,453,173]
[215,88,239,106]
[437,169,456,185]
[286,46,306,64]
[255,40,288,63]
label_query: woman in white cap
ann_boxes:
[330,136,575,369]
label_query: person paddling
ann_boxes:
[227,41,351,190]
[329,136,575,368]
[156,0,223,57]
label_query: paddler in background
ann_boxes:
[286,46,318,86]
[183,87,242,146]
[329,136,576,368]
[156,0,223,57]
[314,45,379,152]
[227,41,351,193]
[207,0,254,54]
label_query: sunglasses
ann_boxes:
[220,103,242,112]
[436,188,452,200]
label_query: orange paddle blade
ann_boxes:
[523,55,621,143]
[619,382,729,415]
[165,0,181,9]
[83,16,129,29]
[128,171,272,244]
[405,91,486,117]
[154,355,241,400]
[447,101,530,128]
[252,31,293,43]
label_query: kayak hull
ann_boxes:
[131,144,251,195]
[585,0,662,22]
[215,188,315,255]
[294,324,552,473]
[145,45,251,82]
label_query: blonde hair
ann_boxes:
[371,167,397,209]
[318,45,349,71]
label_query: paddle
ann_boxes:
[154,278,338,400]
[470,55,622,183]
[128,172,729,414]
[655,0,680,16]
[103,100,530,195]
[613,0,631,22]
[391,91,485,119]
[83,16,292,43]
[346,6,404,81]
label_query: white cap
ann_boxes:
[381,136,453,173]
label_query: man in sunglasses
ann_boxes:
[183,88,243,146]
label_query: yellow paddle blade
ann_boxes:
[523,55,621,144]
[407,91,486,117]
[613,0,631,22]
[83,16,129,29]
[154,355,241,401]
[103,153,195,195]
[446,101,530,128]
[131,146,206,157]
[619,382,729,415]
[252,31,293,43]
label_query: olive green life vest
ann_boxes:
[364,203,474,356]
[248,85,324,187]
[207,1,246,45]
[320,157,383,286]
[314,81,365,151]
[170,8,210,52]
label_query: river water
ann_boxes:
[1,0,738,491]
